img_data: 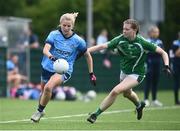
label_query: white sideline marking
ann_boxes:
[51,119,180,124]
[55,119,180,124]
[0,105,179,124]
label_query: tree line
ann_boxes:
[0,0,179,50]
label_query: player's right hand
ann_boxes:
[49,55,57,62]
[89,72,96,86]
[162,65,172,77]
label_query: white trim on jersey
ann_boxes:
[132,42,144,72]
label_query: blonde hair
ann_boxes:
[59,12,79,27]
[148,25,159,33]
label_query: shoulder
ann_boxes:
[49,30,60,36]
[115,34,124,39]
[45,30,60,44]
[73,34,86,44]
[136,35,152,45]
[148,38,163,45]
[136,34,148,41]
[156,39,163,44]
[110,34,124,42]
[136,35,153,46]
[107,34,124,48]
[173,40,180,46]
[146,38,151,42]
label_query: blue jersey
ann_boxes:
[147,38,163,48]
[7,60,15,71]
[146,38,163,61]
[172,40,180,53]
[172,39,180,62]
[41,30,87,75]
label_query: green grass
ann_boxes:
[0,90,180,130]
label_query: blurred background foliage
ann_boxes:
[0,0,179,50]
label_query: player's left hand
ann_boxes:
[89,72,96,86]
[162,65,172,77]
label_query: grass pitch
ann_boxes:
[0,90,180,130]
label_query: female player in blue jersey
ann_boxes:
[31,12,96,123]
[144,26,164,107]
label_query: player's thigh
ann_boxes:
[8,74,20,82]
[45,73,63,89]
[113,76,139,94]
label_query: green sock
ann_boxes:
[95,108,103,117]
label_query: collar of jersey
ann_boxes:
[59,29,75,39]
[124,36,138,43]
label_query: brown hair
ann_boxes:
[123,19,139,34]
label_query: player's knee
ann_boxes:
[110,90,119,96]
[44,85,52,93]
[123,91,131,98]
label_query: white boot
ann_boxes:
[31,111,45,123]
[144,99,150,107]
[151,100,163,107]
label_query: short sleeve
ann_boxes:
[139,36,157,52]
[45,31,54,46]
[78,38,87,52]
[7,60,15,71]
[107,36,121,50]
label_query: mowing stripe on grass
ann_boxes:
[55,119,180,124]
[0,105,179,124]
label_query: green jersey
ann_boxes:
[107,34,157,75]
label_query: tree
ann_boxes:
[0,0,179,49]
[0,0,24,16]
[159,0,180,50]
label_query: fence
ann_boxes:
[29,49,173,92]
[0,48,174,97]
[0,47,7,97]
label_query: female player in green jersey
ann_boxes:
[87,19,171,123]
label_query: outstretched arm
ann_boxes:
[155,46,169,66]
[156,46,172,76]
[84,50,96,86]
[88,43,108,53]
[84,50,93,73]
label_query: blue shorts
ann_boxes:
[41,68,71,84]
